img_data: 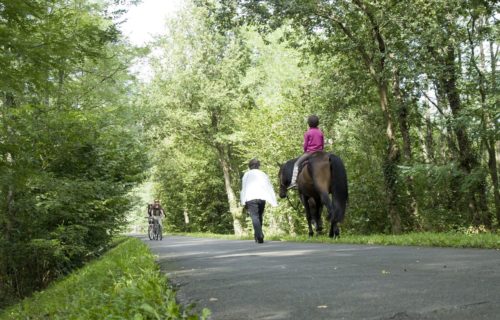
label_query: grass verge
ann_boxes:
[0,237,210,320]
[171,231,500,249]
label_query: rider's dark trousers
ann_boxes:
[245,199,266,242]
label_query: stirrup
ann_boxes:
[288,183,297,190]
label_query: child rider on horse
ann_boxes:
[289,114,324,189]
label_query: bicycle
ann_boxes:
[147,216,162,241]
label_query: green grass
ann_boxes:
[0,237,210,320]
[170,231,500,249]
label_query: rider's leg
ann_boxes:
[290,153,311,188]
[153,216,162,229]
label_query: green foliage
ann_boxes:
[153,142,233,234]
[0,237,210,320]
[196,0,500,234]
[141,3,257,234]
[2,0,498,309]
[144,0,499,236]
[0,0,148,305]
[4,2,494,306]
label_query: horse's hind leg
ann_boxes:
[318,191,336,229]
[307,215,314,237]
[334,224,340,238]
[308,198,323,236]
[314,201,324,236]
[329,221,340,238]
[314,190,341,238]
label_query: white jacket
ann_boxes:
[240,169,278,207]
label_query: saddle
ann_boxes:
[298,151,327,176]
[298,159,310,174]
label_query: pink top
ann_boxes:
[303,127,324,153]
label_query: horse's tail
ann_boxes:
[329,154,348,222]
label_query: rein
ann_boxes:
[279,161,303,215]
[286,192,302,214]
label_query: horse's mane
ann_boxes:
[281,158,298,185]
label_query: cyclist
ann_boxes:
[148,199,165,229]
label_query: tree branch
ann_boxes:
[316,4,378,82]
[420,89,445,116]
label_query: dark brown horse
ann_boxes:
[278,151,348,238]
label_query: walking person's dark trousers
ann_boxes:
[245,199,266,243]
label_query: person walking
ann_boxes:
[240,159,278,244]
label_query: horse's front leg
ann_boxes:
[301,194,314,237]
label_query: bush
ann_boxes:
[0,104,148,304]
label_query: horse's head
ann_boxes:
[277,160,293,199]
[278,164,287,199]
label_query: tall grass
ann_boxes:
[269,232,500,248]
[172,231,500,249]
[0,237,210,320]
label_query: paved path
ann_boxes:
[142,235,500,320]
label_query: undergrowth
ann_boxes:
[0,237,210,320]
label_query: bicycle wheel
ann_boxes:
[148,224,153,240]
[153,222,159,240]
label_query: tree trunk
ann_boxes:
[416,104,435,163]
[379,81,402,234]
[393,71,420,228]
[216,144,244,236]
[2,93,16,242]
[486,143,500,226]
[424,110,435,162]
[358,1,402,233]
[475,38,499,227]
[442,45,489,226]
[489,40,500,226]
[435,83,459,159]
[334,1,402,233]
[444,47,476,173]
[393,72,412,161]
[428,78,466,214]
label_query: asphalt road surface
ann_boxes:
[142,235,500,320]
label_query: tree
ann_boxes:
[144,4,252,235]
[206,0,408,232]
[0,0,147,304]
[201,0,499,232]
